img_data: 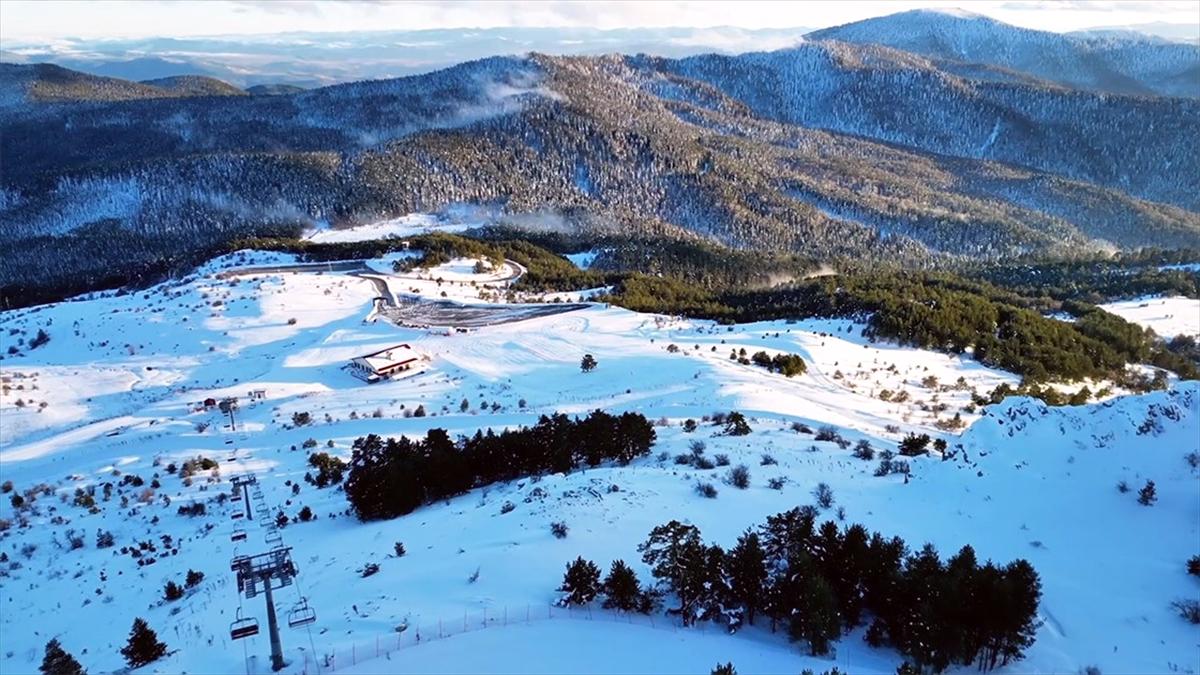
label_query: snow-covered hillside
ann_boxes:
[1,254,1197,675]
[1100,296,1200,339]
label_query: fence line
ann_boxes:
[303,604,717,674]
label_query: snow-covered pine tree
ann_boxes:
[40,639,85,675]
[558,557,601,606]
[726,530,767,625]
[601,559,643,611]
[120,618,167,668]
[1138,479,1158,505]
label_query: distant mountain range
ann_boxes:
[1,9,1197,301]
[2,12,1195,93]
[0,26,813,89]
[808,9,1199,97]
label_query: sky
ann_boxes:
[2,0,1198,43]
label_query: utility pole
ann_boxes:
[231,547,298,672]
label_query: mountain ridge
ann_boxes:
[806,9,1200,97]
[1,43,1197,300]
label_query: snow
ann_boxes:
[369,256,524,305]
[563,250,600,269]
[340,619,894,675]
[305,213,483,244]
[1100,295,1200,338]
[1,255,1197,675]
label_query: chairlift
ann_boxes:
[231,529,247,542]
[230,609,259,640]
[287,598,316,628]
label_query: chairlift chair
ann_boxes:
[231,511,245,520]
[287,598,316,628]
[230,610,259,640]
[231,529,247,542]
[231,491,242,502]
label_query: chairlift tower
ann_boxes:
[219,396,240,431]
[231,474,257,519]
[230,547,298,672]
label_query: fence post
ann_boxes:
[352,643,355,666]
[376,635,379,657]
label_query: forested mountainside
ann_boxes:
[139,75,247,97]
[2,45,1199,306]
[0,64,248,108]
[653,43,1200,209]
[807,9,1200,98]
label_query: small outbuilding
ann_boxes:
[349,344,422,382]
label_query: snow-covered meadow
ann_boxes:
[0,253,1197,675]
[1100,296,1200,339]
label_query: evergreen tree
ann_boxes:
[120,618,167,668]
[697,544,730,623]
[1138,480,1157,505]
[727,530,767,625]
[992,560,1042,669]
[711,663,737,675]
[896,544,949,673]
[784,557,841,656]
[943,546,982,666]
[163,580,184,601]
[638,521,709,624]
[602,559,645,612]
[580,354,598,373]
[40,639,85,675]
[558,557,602,606]
[723,412,751,436]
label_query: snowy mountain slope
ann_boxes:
[1,255,1197,674]
[807,9,1200,98]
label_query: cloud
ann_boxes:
[226,0,325,15]
[998,0,1189,10]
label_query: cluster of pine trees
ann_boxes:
[604,269,1198,384]
[37,617,169,674]
[344,411,655,520]
[978,250,1200,304]
[561,510,1041,673]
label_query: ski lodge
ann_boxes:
[348,344,422,382]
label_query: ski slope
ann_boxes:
[1,253,1197,675]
